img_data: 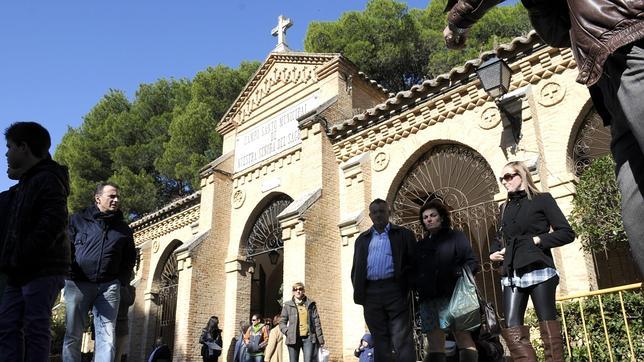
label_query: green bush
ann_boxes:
[525,288,644,361]
[50,302,66,360]
[571,155,627,252]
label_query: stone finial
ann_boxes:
[271,15,293,52]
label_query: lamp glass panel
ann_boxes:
[476,64,500,93]
[500,60,512,94]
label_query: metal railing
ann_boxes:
[556,282,643,362]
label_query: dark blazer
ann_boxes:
[351,223,417,305]
[492,191,575,275]
[415,228,479,301]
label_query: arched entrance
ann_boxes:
[390,144,501,358]
[153,242,181,355]
[243,195,293,321]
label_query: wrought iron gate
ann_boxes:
[391,144,502,359]
[155,251,179,354]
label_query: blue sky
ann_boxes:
[0,0,518,191]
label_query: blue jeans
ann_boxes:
[63,279,121,362]
[0,275,65,362]
[287,336,316,362]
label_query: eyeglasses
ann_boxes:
[499,173,519,182]
[292,287,304,292]
[251,318,258,321]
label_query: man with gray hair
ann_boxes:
[63,183,136,362]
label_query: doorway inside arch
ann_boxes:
[244,195,292,322]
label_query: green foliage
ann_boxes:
[304,0,531,92]
[571,155,627,252]
[54,61,260,219]
[525,288,644,361]
[50,301,65,358]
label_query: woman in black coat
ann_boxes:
[415,199,479,362]
[491,161,575,362]
[200,316,223,362]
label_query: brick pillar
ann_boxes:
[173,251,194,360]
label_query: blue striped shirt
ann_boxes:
[367,223,394,281]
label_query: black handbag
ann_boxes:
[478,298,502,340]
[464,265,502,339]
[462,266,501,338]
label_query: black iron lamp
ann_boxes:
[268,249,280,265]
[476,56,522,142]
[476,56,512,98]
[245,256,256,274]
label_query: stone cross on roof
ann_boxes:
[271,15,293,52]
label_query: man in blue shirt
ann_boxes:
[351,199,417,361]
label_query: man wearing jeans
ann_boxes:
[63,183,136,362]
[279,282,325,362]
[0,122,71,361]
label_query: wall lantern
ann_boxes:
[268,249,280,265]
[476,56,522,142]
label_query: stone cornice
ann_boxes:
[130,192,201,230]
[232,147,301,188]
[329,31,549,139]
[331,43,577,162]
[132,204,200,245]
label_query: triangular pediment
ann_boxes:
[217,52,341,134]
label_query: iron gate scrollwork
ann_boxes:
[571,109,611,177]
[391,145,501,360]
[245,196,293,257]
[155,250,179,354]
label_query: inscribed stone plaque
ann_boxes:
[234,92,321,172]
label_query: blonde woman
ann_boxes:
[491,161,575,361]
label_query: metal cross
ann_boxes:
[271,15,293,52]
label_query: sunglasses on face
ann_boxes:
[499,172,519,182]
[252,318,258,321]
[292,287,304,292]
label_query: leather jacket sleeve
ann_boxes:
[522,0,571,48]
[447,0,504,29]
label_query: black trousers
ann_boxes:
[503,275,559,326]
[363,279,415,362]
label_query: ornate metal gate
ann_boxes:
[390,144,502,359]
[245,196,292,257]
[155,250,179,354]
[571,109,611,177]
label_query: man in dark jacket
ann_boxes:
[63,182,136,362]
[442,0,644,278]
[351,199,416,362]
[0,122,71,361]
